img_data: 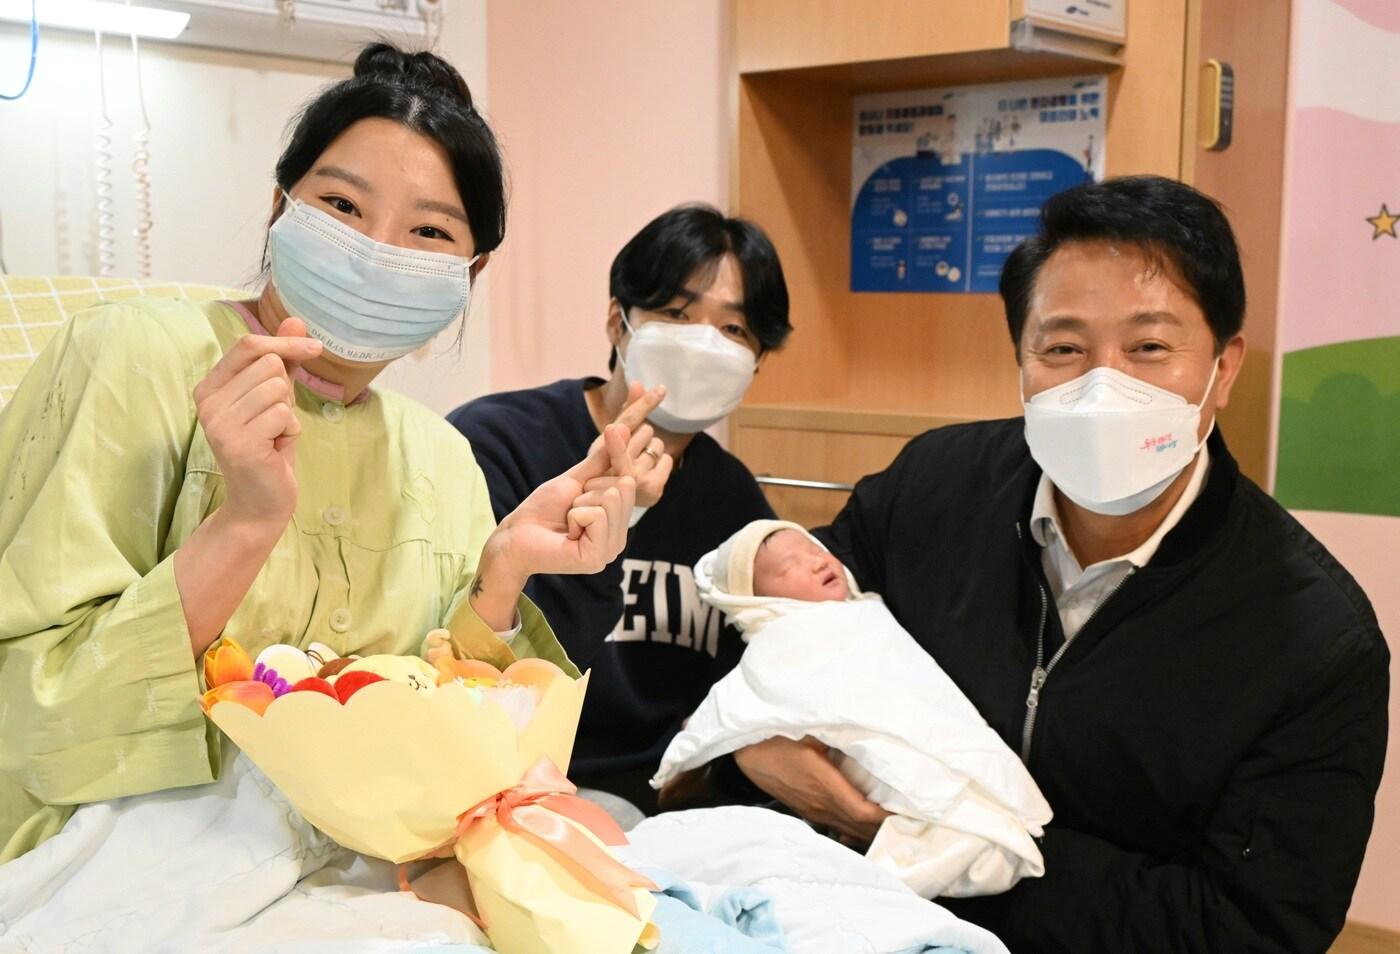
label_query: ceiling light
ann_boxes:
[0,0,191,40]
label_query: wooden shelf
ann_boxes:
[734,0,1122,79]
[727,0,1235,520]
[729,0,1285,500]
[734,402,988,438]
[731,1,1188,429]
[735,0,1016,75]
[743,47,1116,96]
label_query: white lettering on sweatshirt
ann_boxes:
[604,558,721,658]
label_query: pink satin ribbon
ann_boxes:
[401,757,656,924]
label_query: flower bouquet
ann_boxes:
[200,636,657,954]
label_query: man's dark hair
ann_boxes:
[608,204,791,369]
[999,175,1245,355]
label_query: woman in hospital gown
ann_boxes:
[0,43,642,862]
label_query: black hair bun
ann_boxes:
[353,42,474,108]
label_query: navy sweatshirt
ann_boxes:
[447,379,775,791]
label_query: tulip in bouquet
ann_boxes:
[200,636,658,954]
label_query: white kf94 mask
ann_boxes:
[1022,363,1219,516]
[618,311,757,433]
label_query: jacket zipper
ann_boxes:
[1020,584,1050,762]
[1016,520,1136,763]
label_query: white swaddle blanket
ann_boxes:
[653,545,1053,898]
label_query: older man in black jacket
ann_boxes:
[727,176,1389,953]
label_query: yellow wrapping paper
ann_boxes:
[208,667,655,953]
[456,806,656,954]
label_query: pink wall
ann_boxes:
[484,0,731,392]
[1291,513,1400,929]
[1277,0,1400,931]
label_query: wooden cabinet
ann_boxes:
[729,0,1289,521]
[731,405,965,527]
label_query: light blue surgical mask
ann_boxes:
[268,198,479,363]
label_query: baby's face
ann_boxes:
[751,529,850,601]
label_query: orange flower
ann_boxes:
[501,658,567,694]
[201,680,275,716]
[203,637,254,688]
[433,656,569,693]
[433,656,504,687]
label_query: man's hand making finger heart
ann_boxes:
[589,382,672,509]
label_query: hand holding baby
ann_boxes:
[697,520,889,844]
[735,737,890,846]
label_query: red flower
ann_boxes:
[334,671,386,703]
[289,677,339,700]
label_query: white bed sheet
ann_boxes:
[0,749,489,954]
[0,751,1008,954]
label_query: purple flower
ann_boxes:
[252,661,292,697]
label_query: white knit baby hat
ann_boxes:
[709,519,812,597]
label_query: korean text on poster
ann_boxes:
[851,75,1106,294]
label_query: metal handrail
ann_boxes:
[755,475,855,493]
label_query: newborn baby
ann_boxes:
[653,520,1052,898]
[749,524,851,602]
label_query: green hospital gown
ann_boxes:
[0,298,573,861]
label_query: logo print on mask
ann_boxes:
[1023,361,1220,516]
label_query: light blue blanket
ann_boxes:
[401,867,785,954]
[645,866,787,953]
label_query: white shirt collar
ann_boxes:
[1029,444,1212,572]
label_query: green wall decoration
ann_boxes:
[1276,336,1400,517]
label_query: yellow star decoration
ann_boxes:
[1366,203,1398,239]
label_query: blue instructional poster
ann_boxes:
[851,75,1106,293]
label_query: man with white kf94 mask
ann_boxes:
[725,176,1388,953]
[449,205,791,815]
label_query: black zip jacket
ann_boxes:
[814,419,1389,954]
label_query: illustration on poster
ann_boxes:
[851,75,1106,294]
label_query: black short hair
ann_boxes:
[608,204,791,369]
[267,43,506,261]
[999,175,1245,355]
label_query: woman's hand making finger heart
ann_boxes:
[192,317,322,532]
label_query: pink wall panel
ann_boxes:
[485,0,731,392]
